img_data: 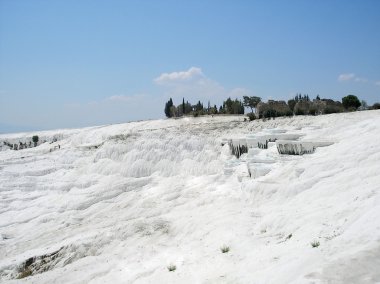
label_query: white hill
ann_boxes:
[0,111,380,283]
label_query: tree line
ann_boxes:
[164,97,245,118]
[164,94,379,119]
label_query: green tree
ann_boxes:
[213,105,218,114]
[164,98,174,118]
[170,105,177,117]
[32,135,39,147]
[243,96,261,113]
[235,99,245,114]
[225,98,233,113]
[222,98,244,114]
[288,99,296,112]
[185,101,192,114]
[342,95,361,110]
[195,100,203,112]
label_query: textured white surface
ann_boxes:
[0,111,380,283]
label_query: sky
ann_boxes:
[0,0,379,133]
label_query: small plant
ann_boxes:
[167,264,176,272]
[286,234,292,239]
[311,240,320,248]
[220,245,230,253]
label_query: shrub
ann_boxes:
[285,110,293,117]
[220,245,230,253]
[324,106,338,114]
[371,103,380,109]
[311,240,320,248]
[309,107,318,116]
[324,107,332,114]
[247,112,256,121]
[167,264,176,272]
[295,109,305,116]
[263,109,276,118]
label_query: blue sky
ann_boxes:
[1,0,379,132]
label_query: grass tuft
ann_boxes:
[167,264,176,272]
[311,240,320,248]
[220,245,230,253]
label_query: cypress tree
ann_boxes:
[182,98,185,115]
[164,98,174,118]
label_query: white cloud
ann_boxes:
[338,73,355,81]
[154,68,226,104]
[154,67,204,85]
[338,73,369,83]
